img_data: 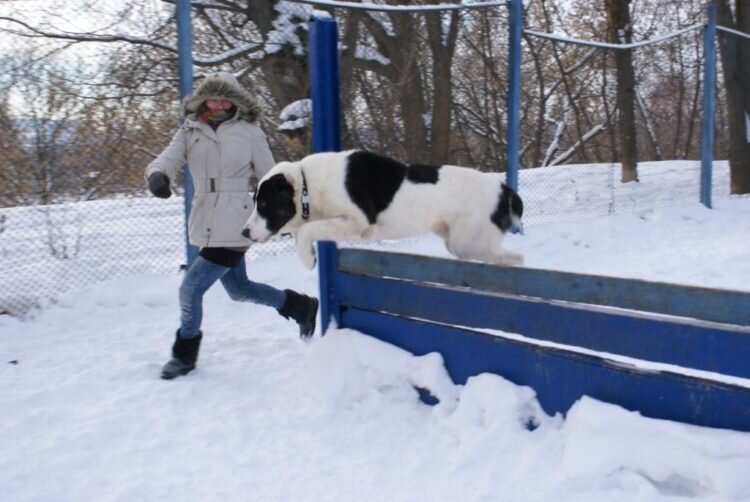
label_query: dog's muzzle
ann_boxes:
[241,228,251,239]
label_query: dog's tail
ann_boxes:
[495,183,524,235]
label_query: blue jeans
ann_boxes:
[178,255,286,338]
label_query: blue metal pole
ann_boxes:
[176,0,198,265]
[700,3,717,209]
[309,13,342,153]
[309,13,341,334]
[506,0,522,193]
[317,241,341,334]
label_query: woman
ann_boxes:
[146,71,318,380]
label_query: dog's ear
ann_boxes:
[284,173,297,192]
[279,174,296,198]
[262,173,294,196]
[256,174,294,212]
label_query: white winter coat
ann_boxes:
[146,72,275,248]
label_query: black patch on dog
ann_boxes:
[255,173,297,235]
[406,163,440,184]
[491,183,523,232]
[345,151,407,224]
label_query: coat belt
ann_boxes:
[193,177,251,193]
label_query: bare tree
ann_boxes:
[606,0,639,182]
[716,0,750,194]
[0,94,28,206]
[424,8,460,163]
[0,0,738,190]
[451,8,508,170]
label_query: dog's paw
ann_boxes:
[504,252,524,267]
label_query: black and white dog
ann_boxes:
[242,150,524,269]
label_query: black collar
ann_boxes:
[301,170,310,220]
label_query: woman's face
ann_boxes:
[205,97,233,113]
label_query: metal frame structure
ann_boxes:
[173,1,739,258]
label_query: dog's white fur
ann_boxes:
[244,150,523,269]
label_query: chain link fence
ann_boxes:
[0,0,735,317]
[0,192,294,316]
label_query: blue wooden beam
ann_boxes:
[337,249,750,326]
[318,244,750,433]
[337,272,750,379]
[343,309,750,432]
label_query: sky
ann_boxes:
[2,161,750,501]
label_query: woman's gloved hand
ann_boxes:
[148,172,172,199]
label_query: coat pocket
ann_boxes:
[212,193,253,244]
[187,194,211,245]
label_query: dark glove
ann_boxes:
[148,172,172,199]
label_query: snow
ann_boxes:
[367,9,396,36]
[2,170,750,500]
[355,45,391,65]
[288,0,505,13]
[311,9,333,20]
[279,99,312,132]
[524,23,704,51]
[267,2,314,56]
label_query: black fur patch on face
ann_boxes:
[345,151,407,224]
[491,183,524,232]
[255,173,296,234]
[406,163,440,183]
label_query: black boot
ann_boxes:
[161,330,202,380]
[277,289,319,339]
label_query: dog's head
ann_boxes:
[492,183,524,235]
[242,163,299,242]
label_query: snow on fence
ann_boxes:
[317,241,750,432]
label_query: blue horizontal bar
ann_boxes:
[337,272,750,379]
[343,309,750,432]
[338,249,750,327]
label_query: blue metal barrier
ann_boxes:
[506,0,522,192]
[309,14,343,315]
[700,2,717,209]
[318,242,750,432]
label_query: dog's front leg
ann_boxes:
[295,224,318,270]
[295,218,367,269]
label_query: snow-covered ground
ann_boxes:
[2,175,749,500]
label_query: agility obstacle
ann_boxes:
[317,241,750,432]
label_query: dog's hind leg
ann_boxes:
[446,226,524,266]
[441,224,483,261]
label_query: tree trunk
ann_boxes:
[425,9,459,164]
[392,15,429,161]
[606,0,638,183]
[717,0,750,194]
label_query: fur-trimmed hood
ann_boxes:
[183,71,262,123]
